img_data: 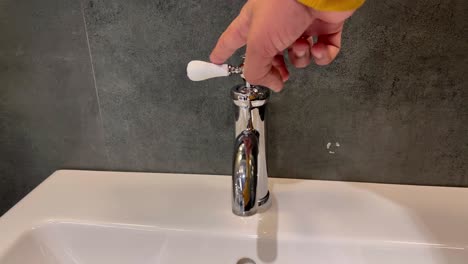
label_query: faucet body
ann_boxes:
[231,84,270,216]
[185,57,272,216]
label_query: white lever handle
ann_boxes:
[186,60,229,81]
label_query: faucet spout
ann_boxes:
[232,129,259,216]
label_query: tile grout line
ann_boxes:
[80,0,111,165]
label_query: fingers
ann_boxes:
[243,24,343,90]
[242,8,287,93]
[288,38,312,68]
[209,3,251,64]
[244,52,289,92]
[289,20,344,68]
[272,54,289,82]
[244,46,284,92]
[311,28,343,65]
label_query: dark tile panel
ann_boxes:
[0,0,108,215]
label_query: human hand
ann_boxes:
[210,0,357,92]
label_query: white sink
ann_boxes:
[0,170,467,263]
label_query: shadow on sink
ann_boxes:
[257,194,278,263]
[255,177,301,263]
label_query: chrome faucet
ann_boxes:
[186,57,271,216]
[231,82,270,216]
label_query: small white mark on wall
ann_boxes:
[15,45,24,56]
[327,142,341,154]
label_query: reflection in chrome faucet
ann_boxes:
[233,129,259,215]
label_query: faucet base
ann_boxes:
[258,191,270,207]
[232,209,257,217]
[256,191,272,213]
[232,191,271,217]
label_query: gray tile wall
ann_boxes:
[0,0,109,215]
[1,0,467,214]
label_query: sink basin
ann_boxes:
[0,170,467,263]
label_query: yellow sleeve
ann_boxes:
[298,0,365,11]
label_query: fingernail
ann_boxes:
[296,50,306,58]
[313,51,323,60]
[209,53,221,64]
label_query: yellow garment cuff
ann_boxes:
[298,0,365,11]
